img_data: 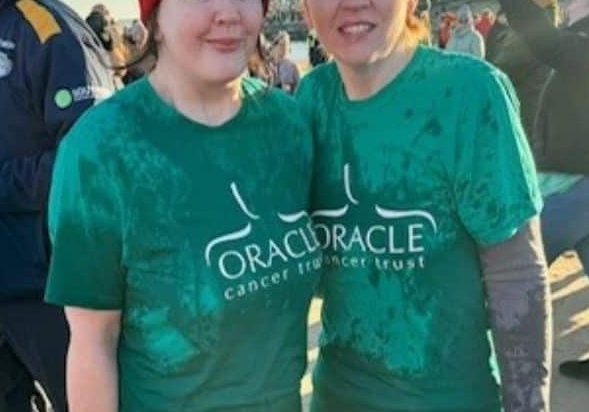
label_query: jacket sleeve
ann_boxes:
[480,218,552,412]
[0,22,112,214]
[499,0,589,74]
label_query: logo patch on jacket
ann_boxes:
[0,52,12,78]
[53,85,113,109]
[0,38,16,50]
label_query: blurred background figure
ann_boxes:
[0,0,117,411]
[486,3,557,141]
[85,3,115,51]
[248,33,275,84]
[307,29,329,68]
[438,11,457,49]
[122,19,154,84]
[476,8,497,38]
[446,4,486,58]
[498,0,589,382]
[271,31,300,94]
[86,4,127,84]
[416,0,433,45]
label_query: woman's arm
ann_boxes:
[480,218,552,412]
[65,307,121,412]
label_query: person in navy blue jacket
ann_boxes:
[0,0,116,410]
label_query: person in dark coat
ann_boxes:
[0,1,116,410]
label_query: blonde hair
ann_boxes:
[404,12,431,46]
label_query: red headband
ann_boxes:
[139,0,269,24]
[139,0,159,24]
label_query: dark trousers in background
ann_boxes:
[0,301,68,412]
[541,176,589,269]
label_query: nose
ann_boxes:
[339,0,371,11]
[213,0,241,26]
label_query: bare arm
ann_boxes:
[65,307,121,412]
[480,218,552,412]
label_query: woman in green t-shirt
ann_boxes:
[45,1,322,411]
[297,0,551,411]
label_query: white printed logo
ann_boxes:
[0,52,12,78]
[54,85,113,109]
[314,164,438,272]
[0,38,15,50]
[204,182,321,301]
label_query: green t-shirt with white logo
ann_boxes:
[46,77,321,412]
[297,46,542,411]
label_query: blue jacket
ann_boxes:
[0,0,116,302]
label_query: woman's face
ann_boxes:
[156,0,263,85]
[303,0,416,68]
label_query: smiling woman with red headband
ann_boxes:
[44,1,321,411]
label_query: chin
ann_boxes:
[197,66,245,85]
[335,52,376,68]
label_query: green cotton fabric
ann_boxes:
[538,172,583,198]
[297,46,542,411]
[45,77,322,412]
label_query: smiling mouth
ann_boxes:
[338,23,376,36]
[207,39,242,52]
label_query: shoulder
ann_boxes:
[420,46,512,93]
[297,61,339,107]
[10,0,62,45]
[60,82,146,155]
[299,61,339,90]
[12,0,92,46]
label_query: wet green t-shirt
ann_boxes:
[46,77,322,412]
[297,47,542,411]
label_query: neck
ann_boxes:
[566,1,589,26]
[149,59,242,127]
[336,43,417,101]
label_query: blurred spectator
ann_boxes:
[486,5,556,138]
[271,31,300,94]
[438,12,457,48]
[446,5,486,58]
[476,8,496,38]
[307,30,329,67]
[109,23,130,84]
[499,0,589,380]
[416,0,433,45]
[122,20,153,84]
[86,4,129,85]
[0,0,117,411]
[85,3,115,51]
[248,34,275,84]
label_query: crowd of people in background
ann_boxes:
[76,3,514,91]
[83,4,154,86]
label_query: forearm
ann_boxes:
[65,307,121,412]
[67,337,119,412]
[480,219,552,412]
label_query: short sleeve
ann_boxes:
[45,118,125,309]
[451,68,542,246]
